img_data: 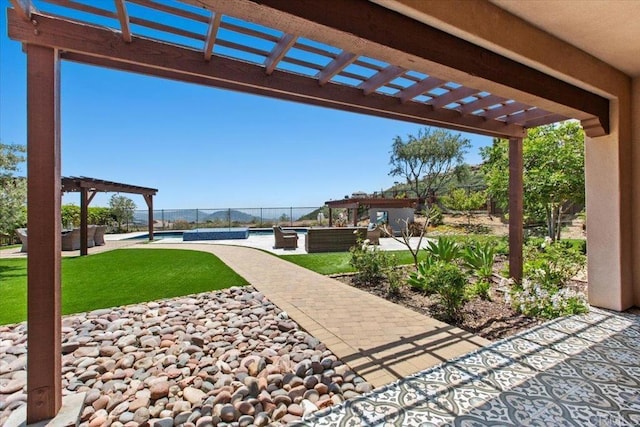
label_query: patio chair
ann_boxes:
[93,225,106,246]
[15,228,27,252]
[273,226,298,249]
[61,228,81,251]
[367,223,381,245]
[86,225,96,248]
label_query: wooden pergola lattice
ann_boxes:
[61,176,158,255]
[6,0,610,422]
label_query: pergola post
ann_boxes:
[80,187,88,256]
[26,44,62,423]
[508,136,524,283]
[144,194,154,241]
[328,208,333,226]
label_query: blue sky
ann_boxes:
[0,7,492,210]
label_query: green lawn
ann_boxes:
[280,250,429,275]
[0,249,247,325]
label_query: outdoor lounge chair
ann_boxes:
[86,225,96,248]
[273,226,298,249]
[61,228,81,251]
[15,228,27,252]
[93,225,106,246]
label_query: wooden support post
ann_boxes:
[144,195,154,241]
[26,44,62,423]
[509,136,524,283]
[80,187,88,256]
[328,208,333,227]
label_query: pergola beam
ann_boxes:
[198,0,608,136]
[7,10,526,138]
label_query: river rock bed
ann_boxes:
[0,286,372,426]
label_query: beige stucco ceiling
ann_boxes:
[490,0,640,77]
[373,0,639,78]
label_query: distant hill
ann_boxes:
[204,210,258,223]
[134,209,259,224]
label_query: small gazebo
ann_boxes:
[325,197,419,229]
[61,176,158,255]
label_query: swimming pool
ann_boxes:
[124,228,308,240]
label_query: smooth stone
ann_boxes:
[119,411,135,423]
[288,403,303,416]
[133,407,150,424]
[195,416,215,427]
[254,412,270,427]
[174,411,192,425]
[234,400,255,416]
[184,386,206,405]
[272,404,288,421]
[0,378,25,394]
[356,382,372,393]
[149,381,170,400]
[150,417,173,427]
[238,414,255,427]
[92,395,110,411]
[301,399,319,417]
[220,404,239,422]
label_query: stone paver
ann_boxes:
[146,243,489,388]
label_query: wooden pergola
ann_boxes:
[61,176,158,255]
[6,0,610,422]
[326,197,418,227]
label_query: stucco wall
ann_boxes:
[633,77,640,307]
[369,207,414,234]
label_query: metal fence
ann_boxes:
[131,207,325,230]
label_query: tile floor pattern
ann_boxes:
[298,308,640,426]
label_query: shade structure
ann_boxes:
[61,176,158,255]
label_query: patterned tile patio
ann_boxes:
[296,308,640,426]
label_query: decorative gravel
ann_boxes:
[0,286,372,426]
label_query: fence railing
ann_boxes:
[131,207,325,231]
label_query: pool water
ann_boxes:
[125,228,307,240]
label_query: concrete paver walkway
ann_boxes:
[146,243,488,388]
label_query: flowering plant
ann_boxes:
[506,278,588,318]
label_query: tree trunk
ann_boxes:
[545,205,554,241]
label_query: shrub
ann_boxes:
[425,237,460,262]
[429,205,444,226]
[408,259,467,320]
[462,241,496,281]
[506,279,588,319]
[523,239,586,288]
[467,280,492,301]
[407,255,437,293]
[349,238,399,286]
[386,267,403,296]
